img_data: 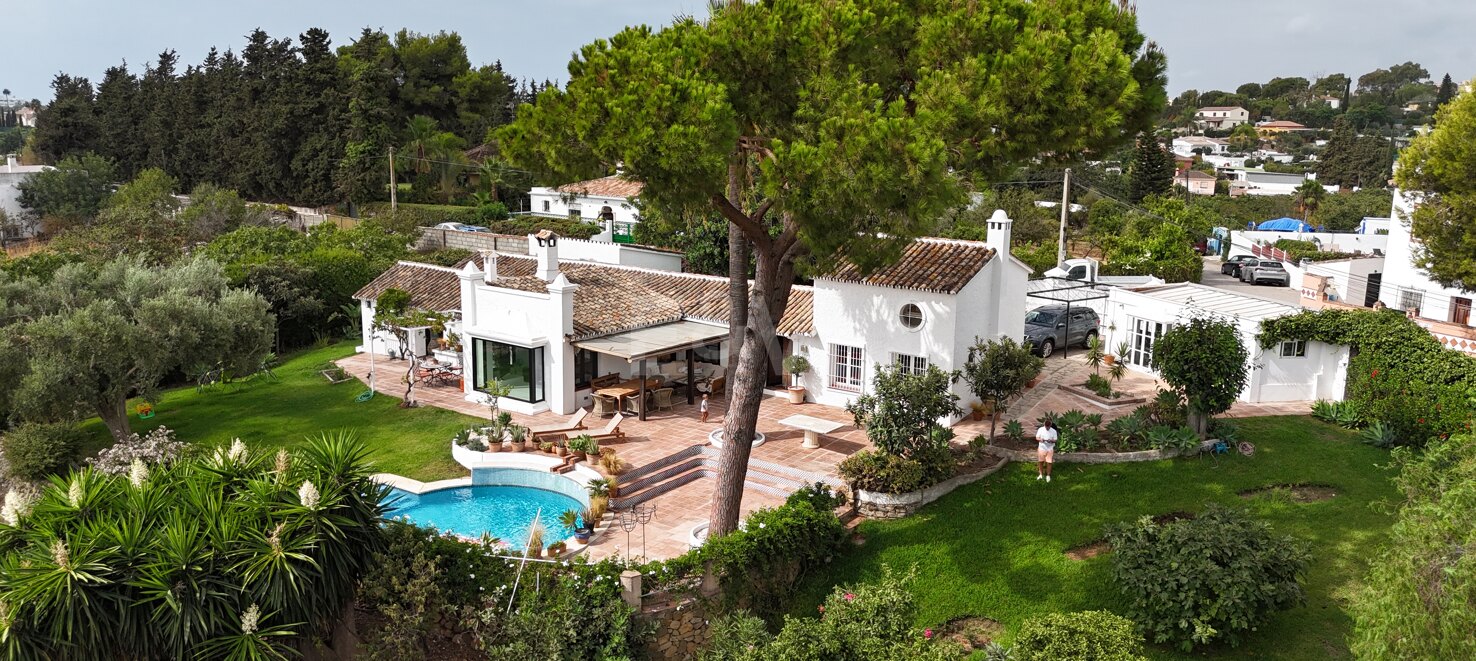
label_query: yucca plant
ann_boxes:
[0,433,389,659]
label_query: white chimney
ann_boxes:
[534,230,560,283]
[5,154,16,171]
[481,250,498,284]
[985,209,1013,254]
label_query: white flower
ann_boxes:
[51,539,69,570]
[129,460,149,488]
[241,603,261,635]
[758,522,766,529]
[298,481,320,509]
[1,488,37,526]
[228,438,247,462]
[67,480,83,508]
[274,448,290,474]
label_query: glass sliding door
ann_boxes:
[472,338,545,403]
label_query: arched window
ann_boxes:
[899,303,923,329]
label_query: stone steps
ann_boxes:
[611,445,840,510]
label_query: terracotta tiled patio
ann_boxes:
[338,351,1310,560]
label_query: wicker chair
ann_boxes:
[624,393,648,416]
[653,387,674,412]
[592,394,619,418]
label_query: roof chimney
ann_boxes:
[481,250,498,283]
[985,209,1013,255]
[534,230,560,283]
[5,154,16,171]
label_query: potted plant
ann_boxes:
[969,400,993,422]
[782,354,811,404]
[587,477,612,500]
[599,449,624,475]
[559,509,581,534]
[587,497,608,528]
[574,507,595,543]
[136,402,155,419]
[567,434,593,460]
[555,439,568,457]
[539,440,555,454]
[508,425,528,452]
[546,540,567,557]
[1113,341,1131,368]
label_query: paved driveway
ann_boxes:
[1200,257,1301,305]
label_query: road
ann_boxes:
[1200,257,1301,305]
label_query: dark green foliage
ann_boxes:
[0,422,83,479]
[360,202,602,238]
[1127,135,1174,203]
[963,337,1044,440]
[700,567,958,661]
[839,450,928,493]
[1395,84,1476,288]
[1261,308,1476,446]
[1085,373,1114,398]
[1106,505,1310,650]
[30,74,99,164]
[1317,116,1393,190]
[631,210,734,276]
[1152,316,1249,437]
[1012,610,1147,661]
[1434,73,1456,112]
[1351,434,1476,660]
[14,152,117,225]
[847,363,961,460]
[0,434,391,659]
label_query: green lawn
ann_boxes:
[793,417,1397,660]
[80,341,483,481]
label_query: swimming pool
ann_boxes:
[386,485,583,544]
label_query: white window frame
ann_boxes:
[1278,339,1307,358]
[892,353,928,376]
[541,200,550,212]
[899,303,924,330]
[1398,288,1425,315]
[1129,317,1168,368]
[829,344,864,391]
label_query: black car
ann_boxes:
[1023,306,1099,358]
[1221,255,1259,277]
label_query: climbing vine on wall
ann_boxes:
[1258,308,1476,445]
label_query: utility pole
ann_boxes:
[389,147,398,211]
[1057,168,1071,268]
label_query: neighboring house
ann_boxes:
[1103,283,1350,403]
[1194,106,1249,129]
[1253,149,1295,164]
[1170,135,1229,157]
[1173,169,1216,195]
[355,212,1031,417]
[527,175,644,242]
[1320,96,1342,109]
[15,106,36,128]
[1374,190,1476,355]
[1403,96,1436,113]
[1229,170,1335,196]
[1255,120,1309,135]
[0,155,51,239]
[1024,257,1163,317]
[1299,255,1386,309]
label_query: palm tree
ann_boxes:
[401,115,439,175]
[1293,179,1327,224]
[478,159,507,202]
[428,132,468,202]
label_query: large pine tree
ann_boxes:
[1128,134,1174,203]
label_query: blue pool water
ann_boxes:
[386,486,582,544]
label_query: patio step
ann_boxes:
[611,446,840,510]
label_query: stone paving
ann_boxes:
[338,351,1310,559]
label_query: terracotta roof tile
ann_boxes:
[824,238,994,294]
[352,261,463,311]
[555,175,644,199]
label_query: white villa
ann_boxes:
[1102,283,1349,403]
[527,175,643,242]
[356,211,1030,418]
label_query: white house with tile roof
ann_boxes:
[355,212,1032,417]
[527,175,644,241]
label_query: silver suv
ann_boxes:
[1024,306,1099,358]
[1240,260,1288,286]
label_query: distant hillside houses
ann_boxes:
[1194,106,1250,129]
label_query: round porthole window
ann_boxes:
[899,303,923,329]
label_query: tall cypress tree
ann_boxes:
[290,28,343,205]
[334,29,397,208]
[1435,73,1456,113]
[1318,116,1358,188]
[138,51,181,175]
[31,74,99,163]
[1128,134,1173,203]
[93,63,143,174]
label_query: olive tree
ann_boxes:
[500,0,1165,535]
[0,256,274,442]
[1150,315,1248,438]
[372,288,448,407]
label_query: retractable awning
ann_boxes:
[572,320,727,362]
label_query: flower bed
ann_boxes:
[856,455,1007,519]
[1057,383,1148,409]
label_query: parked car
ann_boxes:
[1241,260,1289,286]
[1221,255,1259,277]
[1023,305,1099,358]
[434,222,489,233]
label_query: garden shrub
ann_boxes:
[700,496,848,617]
[847,363,961,460]
[361,202,602,238]
[1012,610,1147,661]
[1106,411,1149,450]
[699,566,958,661]
[89,426,189,474]
[1350,434,1476,660]
[1106,504,1310,650]
[0,434,390,659]
[786,481,847,511]
[1,421,83,480]
[839,450,926,493]
[1085,372,1114,398]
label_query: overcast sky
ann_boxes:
[6,0,1474,103]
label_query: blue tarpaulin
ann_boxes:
[1257,217,1313,232]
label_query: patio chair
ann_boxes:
[708,377,725,396]
[529,408,588,436]
[592,395,619,418]
[653,387,674,412]
[624,393,649,416]
[585,412,627,443]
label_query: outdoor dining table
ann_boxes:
[595,382,642,412]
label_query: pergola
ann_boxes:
[572,320,726,420]
[1024,277,1112,360]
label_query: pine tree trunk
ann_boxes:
[724,161,748,386]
